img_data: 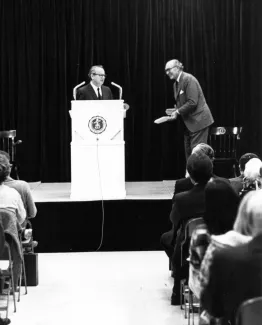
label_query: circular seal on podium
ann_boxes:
[88,116,107,134]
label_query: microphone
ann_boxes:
[111,82,122,100]
[73,81,85,100]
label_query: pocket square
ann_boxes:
[180,90,184,95]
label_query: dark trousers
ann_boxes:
[160,228,174,260]
[184,127,209,160]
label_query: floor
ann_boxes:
[29,181,176,202]
[2,251,193,325]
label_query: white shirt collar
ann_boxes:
[90,82,102,96]
[177,71,182,82]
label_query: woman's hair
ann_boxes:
[234,190,262,237]
[0,155,11,183]
[204,178,240,235]
[243,158,262,184]
[240,158,262,197]
[192,143,214,161]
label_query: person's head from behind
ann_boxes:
[0,150,10,162]
[244,158,262,181]
[192,143,214,161]
[88,65,106,87]
[204,178,240,235]
[0,155,11,184]
[234,190,262,237]
[239,153,259,175]
[165,59,184,80]
[187,153,213,185]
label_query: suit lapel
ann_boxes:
[88,83,99,100]
[176,72,184,99]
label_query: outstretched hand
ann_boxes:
[170,110,178,120]
[165,108,176,116]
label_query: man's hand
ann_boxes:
[170,110,178,120]
[165,106,177,116]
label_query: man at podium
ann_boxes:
[76,65,113,100]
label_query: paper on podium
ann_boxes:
[154,116,173,124]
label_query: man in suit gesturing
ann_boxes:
[76,65,113,100]
[165,59,214,160]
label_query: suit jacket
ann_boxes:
[175,72,214,132]
[172,175,228,203]
[229,175,244,195]
[170,183,206,233]
[201,234,262,324]
[76,83,113,100]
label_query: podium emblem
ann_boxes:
[88,116,107,134]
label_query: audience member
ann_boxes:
[201,190,262,324]
[161,152,213,305]
[0,155,26,225]
[188,178,240,298]
[0,151,37,219]
[229,153,258,194]
[239,157,262,198]
[172,143,215,201]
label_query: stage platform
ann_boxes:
[30,181,176,202]
[29,181,176,253]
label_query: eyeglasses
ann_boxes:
[165,66,177,73]
[93,73,107,78]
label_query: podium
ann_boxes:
[69,100,126,201]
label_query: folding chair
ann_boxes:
[180,217,204,324]
[0,221,17,319]
[0,209,26,305]
[0,130,22,180]
[236,296,262,325]
[209,126,242,178]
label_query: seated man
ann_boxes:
[229,152,258,195]
[160,152,213,305]
[172,143,215,201]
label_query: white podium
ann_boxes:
[69,100,126,201]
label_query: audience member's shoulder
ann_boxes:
[2,184,21,196]
[5,179,31,190]
[211,230,251,248]
[214,176,230,184]
[175,177,194,193]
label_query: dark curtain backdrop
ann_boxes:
[0,0,261,182]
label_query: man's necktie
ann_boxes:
[97,88,102,100]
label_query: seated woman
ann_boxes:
[200,190,262,325]
[239,157,262,199]
[0,155,26,225]
[188,177,240,298]
[0,155,26,292]
[0,151,37,250]
[0,150,37,220]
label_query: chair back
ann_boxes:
[186,217,205,238]
[209,126,242,159]
[236,296,262,325]
[0,130,17,162]
[0,130,22,179]
[0,219,5,257]
[181,216,205,265]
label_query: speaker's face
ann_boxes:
[91,67,106,87]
